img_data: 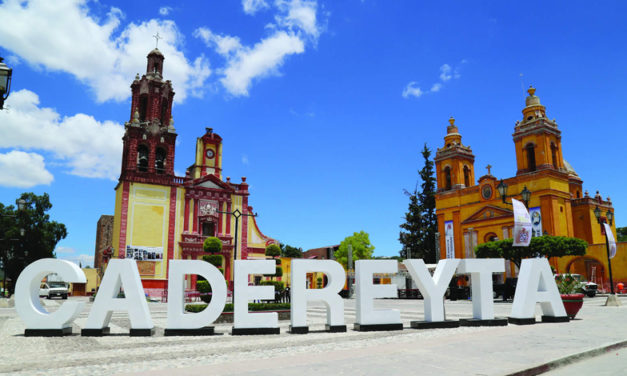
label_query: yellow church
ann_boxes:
[102,49,277,296]
[434,87,625,291]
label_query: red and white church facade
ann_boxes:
[102,48,276,296]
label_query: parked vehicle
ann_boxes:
[570,274,598,297]
[39,281,69,299]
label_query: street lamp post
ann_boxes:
[497,180,532,208]
[217,208,257,302]
[594,205,616,295]
[0,57,13,110]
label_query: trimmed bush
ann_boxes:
[203,236,222,253]
[275,266,283,277]
[259,280,284,292]
[202,254,223,267]
[275,258,281,265]
[196,280,212,303]
[185,302,290,313]
[265,243,281,258]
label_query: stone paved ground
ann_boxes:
[1,296,626,375]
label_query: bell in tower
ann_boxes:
[434,117,476,191]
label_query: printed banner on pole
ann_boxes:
[529,207,542,237]
[603,223,617,259]
[445,220,455,258]
[512,198,532,247]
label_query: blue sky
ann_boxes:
[1,1,626,267]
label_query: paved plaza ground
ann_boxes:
[0,296,626,375]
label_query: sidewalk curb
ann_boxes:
[506,340,627,376]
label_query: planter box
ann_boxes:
[561,293,584,319]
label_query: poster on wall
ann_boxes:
[126,245,163,262]
[512,199,532,247]
[529,207,542,237]
[445,220,455,258]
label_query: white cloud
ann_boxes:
[439,64,452,81]
[55,246,76,255]
[243,0,269,15]
[0,89,124,180]
[402,82,423,98]
[430,83,442,92]
[56,250,94,267]
[0,0,210,103]
[0,150,53,188]
[242,155,249,165]
[275,0,321,39]
[220,31,305,96]
[194,28,243,57]
[159,6,172,16]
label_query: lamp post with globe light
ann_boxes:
[0,57,13,110]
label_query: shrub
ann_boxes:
[265,244,281,258]
[202,254,223,267]
[259,280,285,292]
[275,266,283,277]
[203,236,222,253]
[275,258,281,265]
[196,280,212,303]
[185,302,290,313]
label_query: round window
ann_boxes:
[481,184,493,200]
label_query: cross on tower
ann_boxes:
[486,164,492,175]
[153,32,162,48]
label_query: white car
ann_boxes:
[39,282,69,299]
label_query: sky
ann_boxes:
[1,0,626,267]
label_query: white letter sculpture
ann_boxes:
[354,260,402,331]
[510,258,568,324]
[165,260,227,335]
[457,259,506,323]
[83,259,154,336]
[15,259,86,336]
[232,260,279,335]
[290,259,346,333]
[403,258,460,328]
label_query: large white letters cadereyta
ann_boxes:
[457,259,505,320]
[355,260,400,326]
[403,258,459,322]
[290,259,346,329]
[233,260,278,329]
[166,260,227,330]
[510,258,567,319]
[15,259,86,332]
[84,259,154,331]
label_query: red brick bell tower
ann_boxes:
[119,48,177,184]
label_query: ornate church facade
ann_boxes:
[101,49,276,296]
[434,87,625,289]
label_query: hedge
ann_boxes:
[259,280,285,292]
[185,302,291,313]
[202,254,224,267]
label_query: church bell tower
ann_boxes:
[119,48,177,182]
[435,117,476,191]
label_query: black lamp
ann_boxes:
[521,186,531,207]
[497,180,508,203]
[606,210,614,226]
[0,57,12,110]
[593,206,601,222]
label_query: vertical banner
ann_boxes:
[603,223,617,259]
[512,199,532,247]
[529,207,542,237]
[445,221,455,258]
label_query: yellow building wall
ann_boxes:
[82,268,100,293]
[111,183,124,258]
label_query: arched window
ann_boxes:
[551,143,558,169]
[463,165,470,187]
[155,147,166,174]
[137,145,149,172]
[444,166,452,190]
[576,191,581,198]
[525,143,536,172]
[139,94,148,121]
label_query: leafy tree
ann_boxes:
[616,227,627,242]
[334,231,375,268]
[203,236,222,253]
[280,243,303,258]
[1,193,67,294]
[474,235,587,269]
[265,243,281,258]
[399,144,437,263]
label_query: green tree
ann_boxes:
[616,227,627,242]
[334,231,375,268]
[280,243,303,258]
[1,193,67,294]
[203,236,222,253]
[399,144,437,263]
[265,243,281,258]
[474,235,587,269]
